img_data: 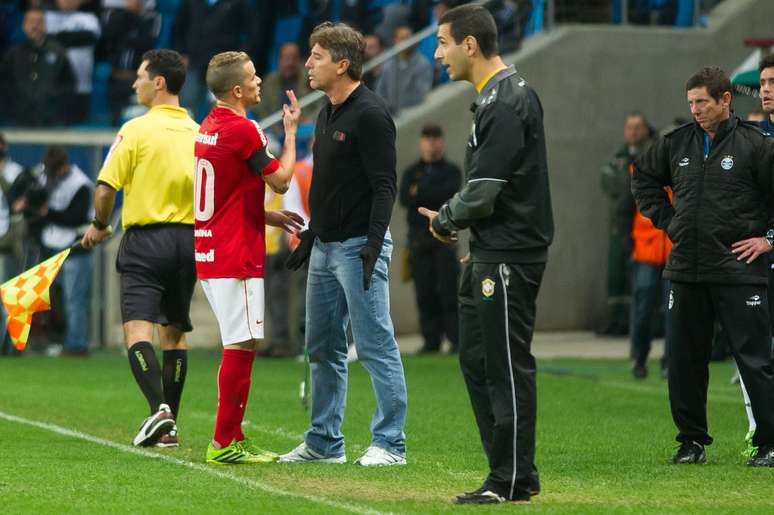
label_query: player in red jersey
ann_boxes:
[195,51,302,464]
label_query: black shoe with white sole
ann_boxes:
[133,403,175,447]
[454,489,530,505]
[671,441,705,464]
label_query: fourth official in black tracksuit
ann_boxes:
[432,65,554,501]
[632,114,774,455]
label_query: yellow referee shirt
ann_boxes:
[98,105,199,228]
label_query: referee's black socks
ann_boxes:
[128,341,165,415]
[162,349,188,418]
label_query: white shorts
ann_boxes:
[201,278,265,345]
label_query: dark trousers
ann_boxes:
[630,262,670,369]
[408,240,459,350]
[604,233,631,332]
[458,261,545,500]
[668,281,774,447]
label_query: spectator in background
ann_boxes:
[486,0,530,54]
[251,0,277,77]
[376,25,433,114]
[170,0,255,120]
[45,0,101,124]
[0,133,24,356]
[0,133,27,275]
[339,0,373,34]
[747,107,765,123]
[261,187,293,357]
[618,127,671,379]
[599,112,652,336]
[39,146,94,356]
[0,8,74,126]
[100,0,161,125]
[374,2,410,46]
[251,42,313,122]
[284,143,313,356]
[399,124,461,353]
[362,33,383,91]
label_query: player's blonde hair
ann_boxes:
[206,51,251,99]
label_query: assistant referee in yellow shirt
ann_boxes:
[82,49,198,449]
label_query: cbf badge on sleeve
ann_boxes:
[482,278,495,300]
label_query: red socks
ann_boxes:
[213,348,255,448]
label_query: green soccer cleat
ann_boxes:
[742,431,758,459]
[206,440,276,465]
[238,438,279,461]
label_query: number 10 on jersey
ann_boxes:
[195,157,214,222]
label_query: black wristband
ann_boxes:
[92,218,109,230]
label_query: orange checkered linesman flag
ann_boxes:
[0,248,71,351]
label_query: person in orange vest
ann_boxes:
[283,149,313,355]
[621,162,671,379]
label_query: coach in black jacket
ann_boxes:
[420,5,553,505]
[633,66,774,467]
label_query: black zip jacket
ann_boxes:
[632,114,774,284]
[309,84,396,251]
[432,66,554,263]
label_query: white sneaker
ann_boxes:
[346,343,358,363]
[354,446,406,466]
[132,403,175,447]
[278,442,346,464]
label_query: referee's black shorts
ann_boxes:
[116,223,196,332]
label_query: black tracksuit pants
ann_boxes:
[458,261,545,501]
[668,281,774,447]
[408,240,459,350]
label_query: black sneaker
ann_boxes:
[132,404,175,447]
[455,488,530,504]
[672,441,706,464]
[747,445,774,467]
[454,490,508,505]
[632,362,648,380]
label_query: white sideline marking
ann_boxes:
[0,411,386,515]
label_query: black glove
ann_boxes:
[359,244,380,290]
[285,230,315,270]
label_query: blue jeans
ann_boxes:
[630,261,670,368]
[59,252,92,352]
[303,232,407,457]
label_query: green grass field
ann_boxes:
[1,350,772,514]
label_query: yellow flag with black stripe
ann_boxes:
[0,248,71,351]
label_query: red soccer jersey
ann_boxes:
[194,107,279,279]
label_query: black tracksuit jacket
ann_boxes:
[632,115,774,285]
[432,66,554,263]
